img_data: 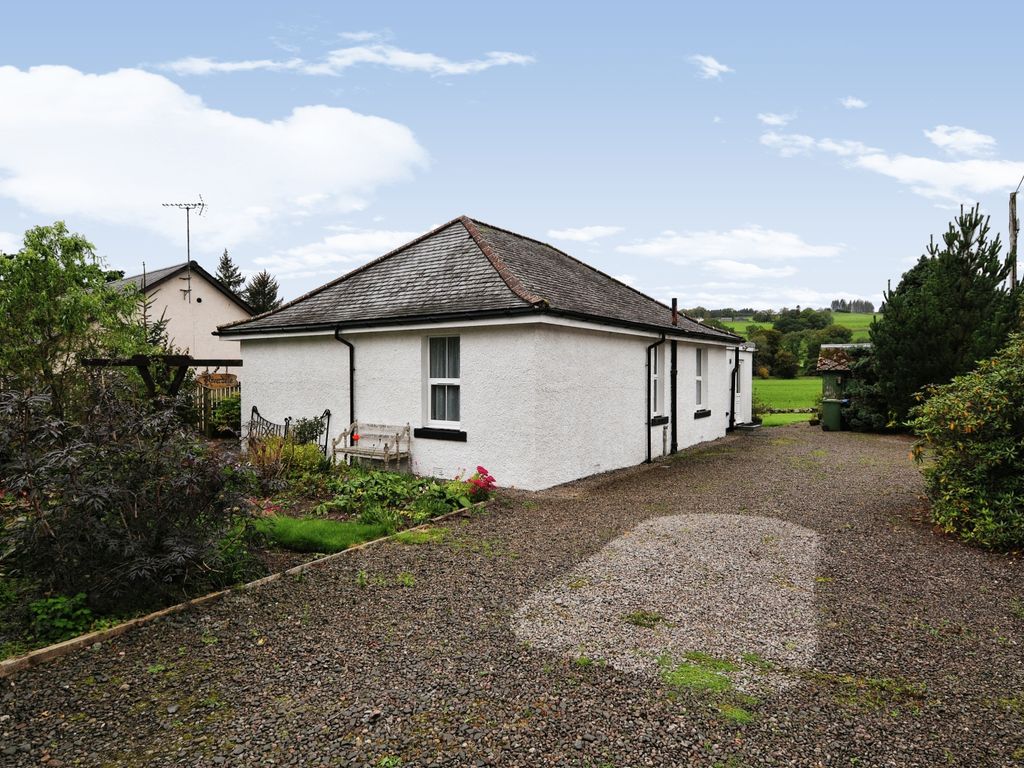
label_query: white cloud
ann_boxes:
[712,115,722,124]
[340,31,381,42]
[546,225,624,242]
[162,44,535,77]
[0,230,20,253]
[705,259,798,279]
[924,125,996,158]
[255,226,420,279]
[618,226,842,263]
[689,54,733,80]
[757,112,795,127]
[611,273,637,286]
[840,96,867,109]
[0,65,428,247]
[161,57,305,75]
[761,128,1024,201]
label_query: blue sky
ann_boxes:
[1,0,1022,310]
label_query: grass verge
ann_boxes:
[254,516,387,553]
[761,412,814,427]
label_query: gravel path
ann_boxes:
[3,426,1023,767]
[514,514,820,695]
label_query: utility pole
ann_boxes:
[161,196,206,302]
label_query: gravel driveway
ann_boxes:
[3,426,1023,767]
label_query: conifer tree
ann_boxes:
[216,248,245,295]
[243,269,282,314]
[870,205,1021,422]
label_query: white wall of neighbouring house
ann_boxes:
[237,322,739,491]
[148,270,250,371]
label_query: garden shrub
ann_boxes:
[0,379,259,611]
[28,593,94,643]
[248,436,328,492]
[212,393,241,434]
[291,416,325,446]
[909,333,1024,549]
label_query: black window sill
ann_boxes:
[413,427,467,442]
[694,409,712,419]
[649,415,669,426]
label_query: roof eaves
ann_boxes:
[460,216,546,307]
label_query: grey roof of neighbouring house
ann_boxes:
[217,216,740,343]
[109,260,254,314]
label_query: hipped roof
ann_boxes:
[218,216,739,343]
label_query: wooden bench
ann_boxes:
[331,421,412,469]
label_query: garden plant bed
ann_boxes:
[3,427,1023,766]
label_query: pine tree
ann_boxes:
[216,248,245,295]
[243,270,282,314]
[870,205,1021,422]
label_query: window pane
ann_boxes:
[429,338,446,378]
[446,337,460,378]
[696,379,702,405]
[431,384,446,421]
[737,361,741,393]
[653,381,659,413]
[695,348,702,376]
[652,347,658,375]
[446,385,460,422]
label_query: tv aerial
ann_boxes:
[162,195,206,302]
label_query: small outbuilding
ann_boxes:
[217,216,754,490]
[816,343,872,431]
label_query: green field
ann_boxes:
[752,376,821,410]
[722,312,876,342]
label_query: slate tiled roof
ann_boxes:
[110,260,254,314]
[218,217,739,342]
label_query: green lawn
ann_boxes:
[753,376,821,411]
[760,412,813,427]
[721,312,876,342]
[254,516,387,553]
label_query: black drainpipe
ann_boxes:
[333,328,355,445]
[645,333,666,463]
[670,299,679,454]
[728,345,741,431]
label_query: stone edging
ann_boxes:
[0,501,488,679]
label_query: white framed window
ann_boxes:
[427,336,461,427]
[651,345,661,415]
[695,347,705,406]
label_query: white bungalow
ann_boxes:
[217,217,753,490]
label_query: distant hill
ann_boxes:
[722,311,876,342]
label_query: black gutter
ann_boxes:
[333,329,355,445]
[645,334,666,463]
[669,298,678,454]
[728,346,741,431]
[219,305,740,344]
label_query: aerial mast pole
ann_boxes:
[161,195,206,302]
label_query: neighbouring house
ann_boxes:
[217,217,754,490]
[110,261,253,375]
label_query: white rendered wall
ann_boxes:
[147,271,250,371]
[240,336,350,441]
[529,326,650,489]
[674,342,730,450]
[238,323,737,491]
[734,349,754,424]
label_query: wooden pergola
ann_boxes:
[81,354,242,397]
